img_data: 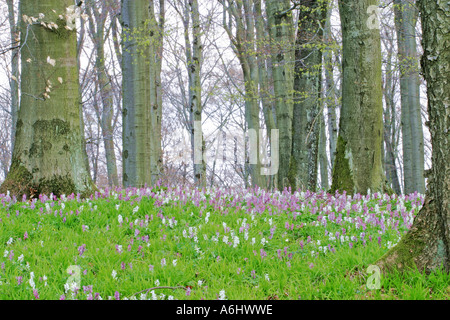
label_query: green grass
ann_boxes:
[0,187,448,300]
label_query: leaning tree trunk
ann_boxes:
[0,0,95,198]
[377,0,450,273]
[330,0,387,196]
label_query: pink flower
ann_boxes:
[309,263,314,269]
[24,231,28,240]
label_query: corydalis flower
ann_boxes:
[78,244,86,256]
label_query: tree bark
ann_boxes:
[394,0,425,195]
[87,0,119,187]
[330,0,387,195]
[0,0,95,198]
[265,0,295,190]
[290,0,327,192]
[184,0,206,189]
[122,0,164,188]
[377,0,450,273]
[6,0,20,154]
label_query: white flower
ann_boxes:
[115,204,120,210]
[133,206,139,214]
[155,279,160,286]
[139,293,147,300]
[6,238,13,245]
[265,274,270,281]
[118,215,123,224]
[223,236,229,244]
[218,289,226,300]
[3,250,8,258]
[18,254,24,263]
[111,269,117,280]
[151,290,158,300]
[261,238,267,245]
[251,238,256,245]
[233,236,239,248]
[168,295,174,300]
[198,280,203,286]
[172,259,177,267]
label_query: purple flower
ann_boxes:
[24,231,28,240]
[114,291,120,300]
[60,295,66,300]
[186,287,192,296]
[161,258,166,267]
[78,244,86,256]
[149,265,154,272]
[33,289,39,299]
[16,276,23,285]
[121,262,126,270]
[309,263,314,269]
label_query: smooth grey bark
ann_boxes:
[319,111,329,190]
[221,0,265,189]
[323,4,338,169]
[183,0,206,189]
[383,35,402,194]
[6,0,19,154]
[122,0,164,188]
[265,0,295,190]
[87,0,119,187]
[394,0,425,195]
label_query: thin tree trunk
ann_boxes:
[0,0,95,197]
[319,111,329,190]
[265,0,295,190]
[323,3,338,169]
[394,0,425,195]
[185,0,206,188]
[88,0,119,187]
[6,0,19,154]
[377,0,450,273]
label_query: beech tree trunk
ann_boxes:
[377,0,450,273]
[330,0,387,195]
[122,0,164,188]
[265,0,295,190]
[394,0,425,195]
[290,0,327,192]
[0,0,95,198]
[6,0,19,154]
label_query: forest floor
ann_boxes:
[0,186,449,300]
